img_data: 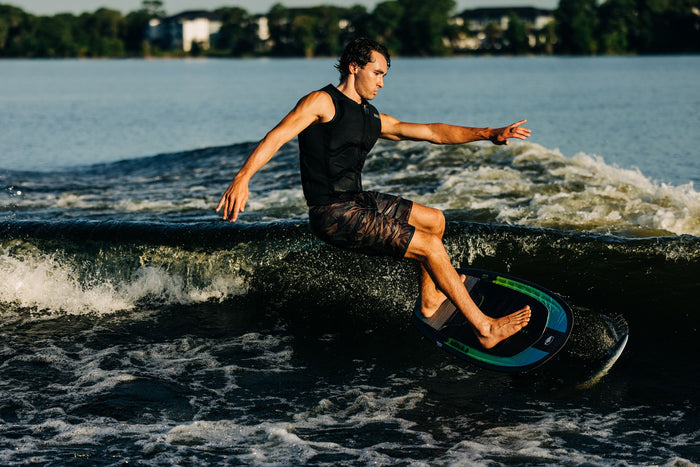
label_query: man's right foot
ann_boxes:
[420,274,466,318]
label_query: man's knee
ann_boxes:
[410,204,445,236]
[431,208,446,236]
[405,229,445,263]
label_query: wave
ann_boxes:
[368,141,700,237]
[1,220,697,339]
[2,141,699,237]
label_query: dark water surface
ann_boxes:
[1,56,699,464]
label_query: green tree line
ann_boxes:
[557,0,700,54]
[0,0,698,58]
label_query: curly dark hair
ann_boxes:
[335,38,391,83]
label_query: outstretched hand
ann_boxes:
[489,120,531,145]
[216,176,249,222]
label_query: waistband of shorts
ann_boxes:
[306,191,363,207]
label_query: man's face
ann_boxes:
[352,51,387,101]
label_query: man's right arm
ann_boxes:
[216,91,334,222]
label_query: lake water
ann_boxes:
[2,56,699,186]
[0,56,698,465]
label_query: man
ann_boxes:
[217,38,531,349]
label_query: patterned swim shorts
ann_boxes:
[308,191,415,259]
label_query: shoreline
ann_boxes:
[2,52,699,61]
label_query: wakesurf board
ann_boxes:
[412,268,574,373]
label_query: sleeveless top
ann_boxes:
[298,84,382,206]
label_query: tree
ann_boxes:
[268,3,293,55]
[266,4,361,57]
[367,1,403,55]
[77,8,125,57]
[291,14,316,57]
[0,5,21,53]
[556,0,598,54]
[142,0,165,19]
[123,8,151,55]
[504,11,530,54]
[397,0,456,55]
[215,7,258,56]
[339,5,370,47]
[483,21,503,51]
[37,14,80,57]
[1,0,698,58]
[313,6,341,56]
[632,0,700,53]
[667,0,700,53]
[0,5,31,56]
[537,19,557,55]
[597,0,635,53]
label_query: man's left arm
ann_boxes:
[380,114,531,146]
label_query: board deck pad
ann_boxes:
[412,268,574,373]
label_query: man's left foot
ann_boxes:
[477,306,532,349]
[420,274,466,318]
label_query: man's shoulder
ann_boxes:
[297,88,335,123]
[305,88,333,102]
[307,84,336,100]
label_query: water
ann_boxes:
[2,56,699,186]
[1,56,699,465]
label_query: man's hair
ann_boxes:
[335,37,391,83]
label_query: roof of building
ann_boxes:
[459,7,553,20]
[167,10,222,22]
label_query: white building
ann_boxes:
[460,7,554,32]
[257,16,270,42]
[452,7,554,51]
[147,11,222,52]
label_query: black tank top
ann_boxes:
[298,84,382,206]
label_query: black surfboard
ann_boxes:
[412,268,574,373]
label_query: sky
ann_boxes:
[12,0,559,16]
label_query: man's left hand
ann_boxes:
[489,120,531,145]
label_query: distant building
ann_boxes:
[147,10,222,52]
[257,16,270,42]
[451,7,554,51]
[460,7,554,31]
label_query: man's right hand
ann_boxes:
[214,90,334,222]
[216,176,249,222]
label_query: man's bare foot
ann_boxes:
[420,274,466,318]
[477,305,532,349]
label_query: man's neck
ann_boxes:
[336,79,362,104]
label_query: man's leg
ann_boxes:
[406,203,459,316]
[404,226,531,349]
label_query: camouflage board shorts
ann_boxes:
[308,191,415,259]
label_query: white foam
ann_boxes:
[370,142,700,237]
[0,247,247,316]
[54,193,94,209]
[0,248,130,315]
